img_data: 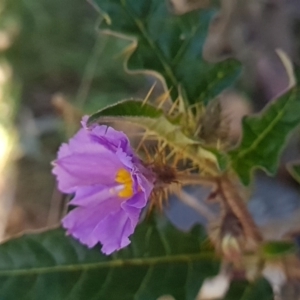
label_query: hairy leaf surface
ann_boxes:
[88,99,227,174]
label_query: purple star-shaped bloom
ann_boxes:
[52,117,154,254]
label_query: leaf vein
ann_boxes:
[233,96,292,161]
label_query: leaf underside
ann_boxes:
[93,0,240,104]
[229,89,300,185]
[88,100,227,172]
[0,217,219,300]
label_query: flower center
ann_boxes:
[115,168,134,198]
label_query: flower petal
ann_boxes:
[62,198,121,248]
[83,118,133,155]
[93,206,141,254]
[137,173,154,200]
[53,152,123,193]
[54,116,155,254]
[69,185,111,207]
[57,128,106,158]
[124,191,148,209]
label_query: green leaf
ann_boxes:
[223,278,273,300]
[223,280,249,299]
[0,217,219,300]
[88,99,198,146]
[88,99,227,173]
[92,0,240,104]
[88,99,162,122]
[287,161,300,184]
[229,89,300,185]
[262,241,296,258]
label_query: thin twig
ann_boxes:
[217,176,262,245]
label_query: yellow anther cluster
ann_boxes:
[115,168,134,198]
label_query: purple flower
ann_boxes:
[52,117,154,255]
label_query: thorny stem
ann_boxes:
[176,173,262,248]
[176,173,217,187]
[216,175,262,247]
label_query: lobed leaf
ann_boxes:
[92,0,240,104]
[0,217,219,300]
[229,89,300,185]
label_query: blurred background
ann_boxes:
[0,0,150,238]
[1,0,300,245]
